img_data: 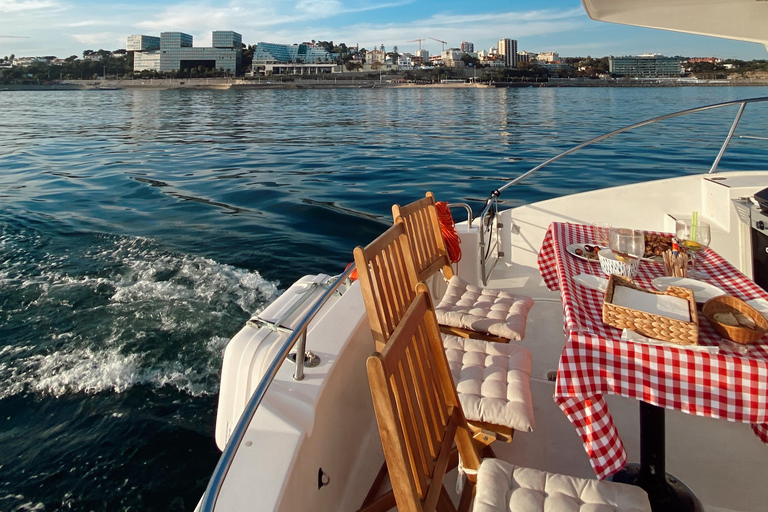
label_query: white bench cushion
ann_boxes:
[442,335,534,432]
[474,459,651,512]
[436,276,534,340]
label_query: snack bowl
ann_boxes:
[702,295,768,344]
[598,249,639,279]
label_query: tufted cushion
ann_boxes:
[435,276,535,340]
[442,334,534,432]
[474,459,651,512]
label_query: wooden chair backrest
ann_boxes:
[392,191,455,283]
[354,222,420,351]
[366,289,481,512]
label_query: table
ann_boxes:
[538,222,768,509]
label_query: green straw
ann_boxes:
[691,211,698,240]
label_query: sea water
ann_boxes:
[0,86,766,511]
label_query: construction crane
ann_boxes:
[407,39,425,51]
[430,37,447,52]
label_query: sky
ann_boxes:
[1,0,767,61]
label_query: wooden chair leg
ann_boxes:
[437,485,458,512]
[358,462,396,512]
[357,491,395,512]
[457,480,476,512]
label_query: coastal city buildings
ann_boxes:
[127,31,242,74]
[128,35,161,72]
[498,38,518,67]
[537,51,559,63]
[609,54,683,77]
[8,29,719,81]
[250,42,336,75]
[517,50,536,64]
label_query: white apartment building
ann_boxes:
[498,38,518,67]
[517,50,537,64]
[134,51,161,72]
[537,51,559,63]
[367,49,385,64]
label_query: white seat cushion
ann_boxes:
[442,335,534,432]
[474,459,651,512]
[435,276,534,340]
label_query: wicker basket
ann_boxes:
[702,295,768,345]
[603,275,699,345]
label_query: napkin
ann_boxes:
[613,286,691,322]
[572,273,608,293]
[621,329,719,353]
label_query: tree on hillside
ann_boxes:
[318,41,334,54]
[461,54,482,67]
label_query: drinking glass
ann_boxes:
[675,219,711,278]
[591,222,611,248]
[608,227,644,278]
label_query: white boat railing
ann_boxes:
[477,96,768,285]
[199,264,356,512]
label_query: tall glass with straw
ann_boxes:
[675,212,711,279]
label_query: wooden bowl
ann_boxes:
[702,295,768,345]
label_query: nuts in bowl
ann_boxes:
[644,234,673,259]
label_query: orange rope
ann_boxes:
[435,201,461,263]
[344,262,358,281]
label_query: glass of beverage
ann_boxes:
[591,222,611,248]
[608,227,644,278]
[675,219,711,278]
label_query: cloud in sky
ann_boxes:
[0,0,765,59]
[0,0,59,13]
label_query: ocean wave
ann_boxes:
[0,335,232,399]
[0,230,280,399]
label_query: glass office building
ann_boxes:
[609,55,683,77]
[212,31,242,49]
[157,31,242,74]
[253,42,334,64]
[127,35,160,52]
[160,32,193,49]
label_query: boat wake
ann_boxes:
[0,223,279,400]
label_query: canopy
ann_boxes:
[581,0,768,52]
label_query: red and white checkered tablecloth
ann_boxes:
[538,222,768,480]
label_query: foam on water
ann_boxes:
[0,227,279,400]
[0,338,233,399]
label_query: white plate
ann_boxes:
[651,277,726,303]
[566,243,603,262]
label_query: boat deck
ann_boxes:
[470,180,768,511]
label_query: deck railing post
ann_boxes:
[708,101,746,174]
[293,331,306,381]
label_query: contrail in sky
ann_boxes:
[0,36,30,39]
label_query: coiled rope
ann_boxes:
[436,202,461,263]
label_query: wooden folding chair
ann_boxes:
[365,289,481,512]
[353,221,419,352]
[363,290,652,512]
[392,192,534,343]
[353,223,535,445]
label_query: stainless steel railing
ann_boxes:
[477,96,768,284]
[199,264,356,512]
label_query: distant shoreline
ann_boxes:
[3,77,768,91]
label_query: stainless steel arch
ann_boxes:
[477,96,768,285]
